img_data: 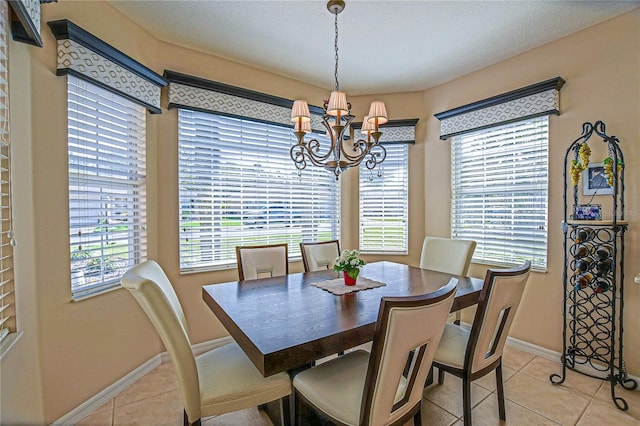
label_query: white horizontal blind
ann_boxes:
[178,109,340,272]
[0,0,14,342]
[68,75,147,298]
[359,144,408,254]
[451,116,548,270]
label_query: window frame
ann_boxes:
[450,115,549,271]
[67,75,148,300]
[358,143,409,255]
[177,108,341,273]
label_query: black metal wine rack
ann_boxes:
[550,121,637,411]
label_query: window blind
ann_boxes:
[0,0,14,343]
[178,109,340,272]
[68,75,147,299]
[451,116,548,270]
[359,144,408,254]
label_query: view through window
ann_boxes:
[67,76,147,298]
[451,116,549,270]
[359,144,409,254]
[178,109,340,272]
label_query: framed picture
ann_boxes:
[574,204,601,221]
[582,162,613,196]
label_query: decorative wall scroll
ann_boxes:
[48,19,166,113]
[165,70,325,131]
[435,77,565,140]
[351,118,418,145]
[8,0,42,46]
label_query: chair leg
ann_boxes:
[280,395,291,426]
[496,363,506,420]
[438,366,445,385]
[462,377,472,426]
[293,389,302,426]
[183,410,201,426]
[413,406,422,426]
[425,365,434,387]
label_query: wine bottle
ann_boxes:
[574,242,594,258]
[575,228,594,243]
[596,259,612,277]
[595,244,613,260]
[575,258,592,274]
[595,279,610,293]
[574,272,593,290]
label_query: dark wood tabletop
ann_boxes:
[202,261,484,377]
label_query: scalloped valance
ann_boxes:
[435,77,565,140]
[164,70,325,131]
[48,19,166,114]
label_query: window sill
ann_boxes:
[71,284,122,302]
[0,331,24,361]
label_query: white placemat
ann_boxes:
[311,276,386,295]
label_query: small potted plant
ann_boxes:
[334,249,365,286]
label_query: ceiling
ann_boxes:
[108,1,639,95]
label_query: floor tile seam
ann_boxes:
[113,387,181,411]
[509,354,537,372]
[473,368,518,392]
[514,368,595,402]
[502,394,564,425]
[423,391,473,420]
[580,386,640,420]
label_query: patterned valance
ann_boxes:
[351,119,418,145]
[8,0,43,46]
[47,19,166,114]
[435,77,565,140]
[164,70,325,131]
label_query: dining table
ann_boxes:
[201,261,485,378]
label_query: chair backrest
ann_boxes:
[360,280,457,425]
[465,261,531,374]
[120,260,201,421]
[419,236,477,276]
[300,240,340,272]
[236,243,289,281]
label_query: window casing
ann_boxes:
[359,144,409,254]
[451,116,548,270]
[68,75,147,299]
[178,109,340,272]
[0,0,14,343]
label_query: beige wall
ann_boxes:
[3,0,638,423]
[422,8,640,374]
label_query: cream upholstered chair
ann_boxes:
[420,236,476,323]
[235,243,288,281]
[419,236,476,276]
[433,261,531,426]
[292,280,457,426]
[300,240,340,272]
[121,260,291,426]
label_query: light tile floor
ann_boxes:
[78,346,640,425]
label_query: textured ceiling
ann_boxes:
[108,1,639,95]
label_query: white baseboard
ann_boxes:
[55,329,640,425]
[460,321,640,385]
[54,336,235,425]
[52,355,161,425]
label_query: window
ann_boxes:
[451,116,548,270]
[178,109,340,272]
[68,75,147,299]
[0,0,14,343]
[359,144,409,254]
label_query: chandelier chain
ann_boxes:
[334,9,339,91]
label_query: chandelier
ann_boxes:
[290,0,388,180]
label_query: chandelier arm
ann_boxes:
[363,144,387,170]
